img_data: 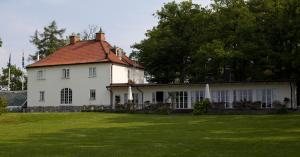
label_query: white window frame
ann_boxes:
[256,89,276,109]
[152,92,156,103]
[89,67,96,78]
[133,93,139,104]
[168,91,188,109]
[37,70,45,80]
[212,90,230,108]
[90,89,96,101]
[61,88,72,104]
[233,89,253,102]
[39,91,45,102]
[62,69,70,79]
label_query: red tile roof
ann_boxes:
[27,40,143,69]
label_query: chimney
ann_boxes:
[69,35,80,44]
[95,28,105,41]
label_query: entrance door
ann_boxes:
[156,91,164,103]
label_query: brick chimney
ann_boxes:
[69,35,80,44]
[95,28,105,41]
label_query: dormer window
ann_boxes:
[62,69,70,79]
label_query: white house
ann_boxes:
[27,32,144,111]
[27,32,298,111]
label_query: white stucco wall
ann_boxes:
[111,64,144,84]
[111,82,297,109]
[27,63,112,107]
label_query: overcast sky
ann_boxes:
[0,0,211,70]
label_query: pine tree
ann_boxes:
[29,21,66,61]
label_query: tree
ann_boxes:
[29,21,66,61]
[0,37,2,47]
[0,65,26,91]
[132,1,209,83]
[132,0,300,84]
[81,25,100,40]
[0,96,7,115]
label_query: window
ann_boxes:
[37,70,45,80]
[128,70,130,80]
[152,92,156,103]
[62,69,70,79]
[39,91,45,102]
[133,93,139,104]
[168,91,188,109]
[124,93,128,104]
[191,91,205,107]
[90,89,96,100]
[212,90,230,108]
[233,89,253,102]
[156,91,164,103]
[123,93,138,104]
[61,88,72,104]
[89,67,96,78]
[115,95,121,105]
[256,89,276,108]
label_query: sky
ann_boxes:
[0,0,211,70]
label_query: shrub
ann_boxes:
[210,102,226,110]
[233,101,261,110]
[193,99,210,115]
[115,104,129,113]
[283,97,290,106]
[273,100,288,114]
[276,107,288,114]
[0,97,8,115]
[155,103,172,115]
[143,103,172,114]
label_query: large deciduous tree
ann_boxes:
[133,1,211,83]
[80,25,100,40]
[132,0,300,84]
[30,21,66,61]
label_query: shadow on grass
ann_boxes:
[0,114,300,157]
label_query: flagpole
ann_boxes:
[8,53,11,91]
[8,65,11,91]
[21,51,25,91]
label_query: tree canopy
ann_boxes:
[0,37,2,47]
[30,21,66,61]
[132,0,300,83]
[0,65,26,91]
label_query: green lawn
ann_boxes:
[0,113,300,157]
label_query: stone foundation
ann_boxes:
[26,105,112,112]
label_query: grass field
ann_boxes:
[0,113,300,157]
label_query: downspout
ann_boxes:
[136,87,144,110]
[109,64,114,109]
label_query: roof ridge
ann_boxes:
[98,40,111,62]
